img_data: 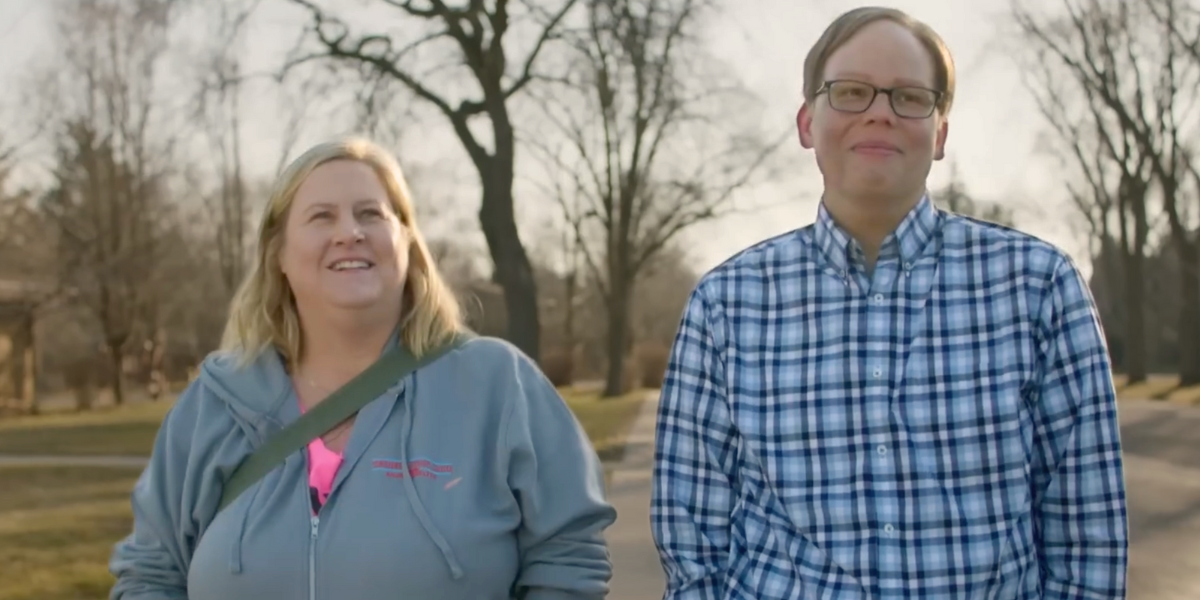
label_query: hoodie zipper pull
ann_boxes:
[309,515,320,600]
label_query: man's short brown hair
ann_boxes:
[803,7,956,115]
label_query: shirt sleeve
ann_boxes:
[1032,256,1129,598]
[651,284,739,599]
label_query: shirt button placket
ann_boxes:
[867,277,903,593]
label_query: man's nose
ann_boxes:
[863,91,896,122]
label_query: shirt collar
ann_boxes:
[813,194,940,271]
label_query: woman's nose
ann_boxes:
[333,216,364,244]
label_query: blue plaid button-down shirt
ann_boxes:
[652,197,1128,599]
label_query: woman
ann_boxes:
[108,137,616,599]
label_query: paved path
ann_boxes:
[1116,399,1200,599]
[600,396,1200,600]
[605,394,666,600]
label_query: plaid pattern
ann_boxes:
[651,197,1128,599]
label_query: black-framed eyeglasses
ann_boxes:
[815,79,943,119]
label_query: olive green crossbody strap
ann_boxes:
[216,332,474,513]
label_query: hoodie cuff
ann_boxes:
[521,589,604,600]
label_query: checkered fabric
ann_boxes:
[651,196,1128,599]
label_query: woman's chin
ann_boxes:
[324,291,393,314]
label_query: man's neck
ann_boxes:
[294,304,401,386]
[823,189,924,267]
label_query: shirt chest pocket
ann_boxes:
[896,334,1034,485]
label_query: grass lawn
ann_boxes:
[0,465,140,600]
[1113,373,1200,406]
[560,387,651,463]
[0,402,172,457]
[0,386,647,459]
[0,386,648,600]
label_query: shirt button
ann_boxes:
[872,367,883,378]
[883,524,895,535]
[877,445,887,455]
[873,294,883,303]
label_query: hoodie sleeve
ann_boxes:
[505,358,618,600]
[109,380,224,599]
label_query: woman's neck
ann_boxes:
[294,307,401,387]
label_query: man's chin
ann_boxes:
[842,180,903,202]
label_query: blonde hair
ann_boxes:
[803,7,956,115]
[220,136,463,366]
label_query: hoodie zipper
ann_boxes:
[309,514,319,600]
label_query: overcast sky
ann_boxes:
[0,0,1083,275]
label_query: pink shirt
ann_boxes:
[299,399,344,512]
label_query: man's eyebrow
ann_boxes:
[828,72,934,88]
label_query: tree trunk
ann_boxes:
[1121,249,1147,383]
[1119,178,1148,383]
[1176,241,1200,385]
[457,99,540,361]
[564,268,577,348]
[603,277,633,398]
[109,342,125,406]
[477,179,540,361]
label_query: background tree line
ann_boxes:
[0,0,789,410]
[1011,0,1200,384]
[4,0,1189,413]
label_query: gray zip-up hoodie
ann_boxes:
[108,335,616,600]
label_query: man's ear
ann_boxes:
[933,116,949,161]
[797,103,815,149]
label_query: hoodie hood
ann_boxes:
[197,326,406,444]
[198,349,293,447]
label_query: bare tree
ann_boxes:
[1012,0,1200,382]
[36,0,178,405]
[532,0,784,396]
[1145,0,1200,64]
[280,0,586,360]
[0,151,27,261]
[0,165,53,287]
[557,209,585,352]
[935,160,1018,227]
[187,0,264,295]
[530,176,589,353]
[0,131,49,253]
[1026,52,1156,383]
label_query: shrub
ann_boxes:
[635,341,670,388]
[63,354,105,411]
[620,356,641,394]
[541,348,575,387]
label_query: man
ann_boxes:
[651,6,1128,599]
